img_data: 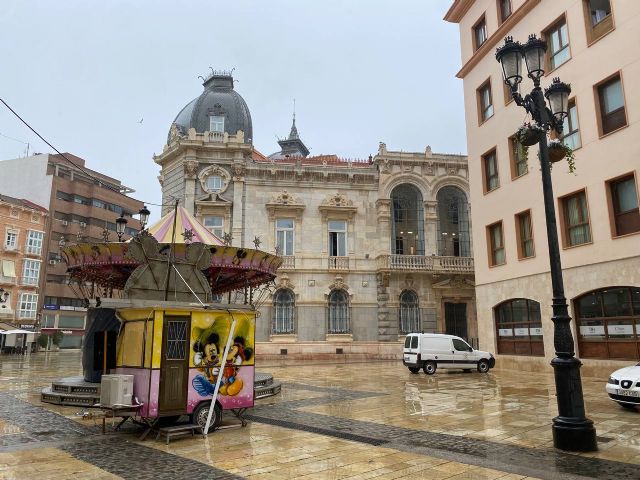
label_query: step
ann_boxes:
[255,380,281,399]
[41,387,100,407]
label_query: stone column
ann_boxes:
[424,200,438,255]
[377,272,393,341]
[231,162,246,247]
[183,158,199,215]
[375,199,391,255]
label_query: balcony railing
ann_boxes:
[1,245,20,254]
[376,255,474,274]
[0,275,17,285]
[24,246,43,256]
[280,256,296,269]
[20,277,39,286]
[328,256,350,270]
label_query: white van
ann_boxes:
[403,333,495,374]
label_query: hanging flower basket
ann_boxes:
[547,140,576,173]
[515,124,544,147]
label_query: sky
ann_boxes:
[0,0,465,219]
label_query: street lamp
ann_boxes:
[138,205,151,230]
[496,35,597,452]
[0,288,9,303]
[116,214,128,242]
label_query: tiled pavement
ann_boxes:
[0,351,639,479]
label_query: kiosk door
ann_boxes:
[159,315,190,414]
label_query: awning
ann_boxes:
[0,329,33,334]
[1,260,16,278]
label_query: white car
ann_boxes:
[606,362,640,410]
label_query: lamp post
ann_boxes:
[0,288,9,303]
[496,35,597,452]
[116,214,128,242]
[138,205,150,231]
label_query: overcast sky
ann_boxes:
[0,0,465,217]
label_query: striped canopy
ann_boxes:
[146,207,224,245]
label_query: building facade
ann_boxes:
[0,194,48,349]
[0,153,142,348]
[154,72,475,358]
[445,0,640,373]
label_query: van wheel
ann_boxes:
[191,402,222,433]
[423,361,437,375]
[408,367,420,374]
[477,359,490,373]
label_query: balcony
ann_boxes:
[24,246,43,257]
[20,277,40,287]
[376,255,474,274]
[0,275,17,286]
[280,256,296,270]
[328,256,350,270]
[1,245,20,254]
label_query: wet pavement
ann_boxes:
[0,351,639,479]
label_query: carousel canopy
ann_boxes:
[62,207,281,299]
[146,207,224,245]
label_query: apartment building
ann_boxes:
[445,0,640,372]
[0,153,142,348]
[0,194,48,350]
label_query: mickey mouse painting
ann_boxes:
[192,329,253,397]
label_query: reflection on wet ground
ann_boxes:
[0,351,639,479]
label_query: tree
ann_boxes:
[36,334,49,349]
[52,330,64,347]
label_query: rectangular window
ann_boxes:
[597,74,626,135]
[477,81,493,123]
[608,175,640,236]
[509,136,528,178]
[544,18,570,70]
[561,100,581,150]
[482,149,499,192]
[18,293,38,319]
[209,116,224,133]
[4,230,18,249]
[203,216,224,238]
[22,260,41,285]
[562,190,592,246]
[498,0,512,23]
[276,219,295,256]
[487,222,505,266]
[206,175,223,192]
[584,0,613,43]
[516,210,535,259]
[473,16,488,50]
[328,220,347,257]
[26,230,44,255]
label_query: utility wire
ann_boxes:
[0,97,174,208]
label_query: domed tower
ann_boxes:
[169,71,253,144]
[155,70,254,236]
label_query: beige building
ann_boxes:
[154,72,475,358]
[445,0,640,373]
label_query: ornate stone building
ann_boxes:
[154,71,474,358]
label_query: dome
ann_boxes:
[169,72,252,144]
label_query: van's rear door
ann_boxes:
[403,335,419,365]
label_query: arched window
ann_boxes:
[436,186,471,257]
[494,298,543,356]
[390,184,425,255]
[575,287,640,359]
[272,289,295,334]
[328,289,349,334]
[399,290,420,333]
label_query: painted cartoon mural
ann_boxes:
[188,311,255,411]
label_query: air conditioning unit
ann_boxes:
[100,374,134,407]
[79,222,87,228]
[48,260,57,265]
[61,220,68,226]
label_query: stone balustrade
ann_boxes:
[376,254,473,274]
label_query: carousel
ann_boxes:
[41,204,282,437]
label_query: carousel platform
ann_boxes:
[41,372,281,406]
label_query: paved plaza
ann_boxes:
[0,351,639,479]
